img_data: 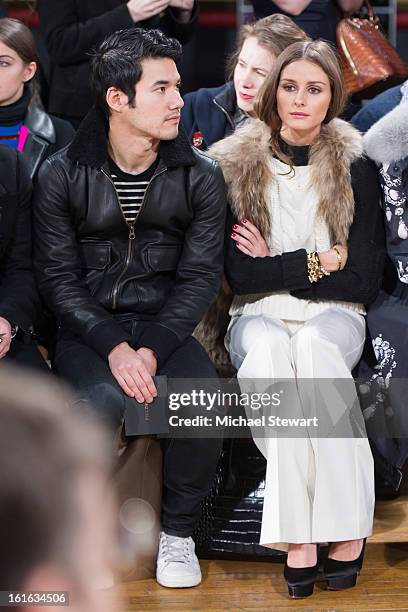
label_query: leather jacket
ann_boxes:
[0,145,39,330]
[19,105,75,179]
[34,108,227,365]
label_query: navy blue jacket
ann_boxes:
[182,81,236,151]
[351,85,402,134]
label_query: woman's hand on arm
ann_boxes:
[230,219,269,258]
[225,208,310,295]
[318,244,348,273]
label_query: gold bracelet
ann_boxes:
[332,246,342,271]
[307,251,330,283]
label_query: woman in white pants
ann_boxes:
[206,40,385,597]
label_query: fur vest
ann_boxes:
[194,118,364,371]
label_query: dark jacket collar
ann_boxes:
[25,105,56,144]
[213,81,236,125]
[68,106,196,169]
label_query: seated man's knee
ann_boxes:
[73,380,124,430]
[165,336,218,379]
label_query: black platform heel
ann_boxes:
[284,560,319,598]
[324,539,366,590]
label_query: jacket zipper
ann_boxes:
[213,98,234,129]
[101,166,167,309]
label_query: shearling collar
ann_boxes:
[364,102,408,165]
[208,117,364,245]
[67,105,196,169]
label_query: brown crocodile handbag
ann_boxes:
[337,0,408,99]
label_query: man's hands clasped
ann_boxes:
[108,342,158,403]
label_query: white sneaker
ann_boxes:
[156,531,202,588]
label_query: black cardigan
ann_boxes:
[38,0,198,120]
[225,151,386,306]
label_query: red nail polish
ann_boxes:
[231,232,236,238]
[242,219,248,224]
[233,224,238,229]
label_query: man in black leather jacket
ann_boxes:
[34,29,226,589]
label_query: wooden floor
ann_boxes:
[120,543,408,611]
[120,483,408,611]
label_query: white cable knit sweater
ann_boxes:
[229,157,365,321]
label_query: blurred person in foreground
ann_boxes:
[0,364,116,612]
[181,14,309,151]
[37,0,197,127]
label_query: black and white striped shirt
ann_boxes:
[109,157,159,224]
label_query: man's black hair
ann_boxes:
[89,28,182,117]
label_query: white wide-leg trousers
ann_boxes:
[227,307,375,551]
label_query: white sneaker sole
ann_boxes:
[156,571,202,588]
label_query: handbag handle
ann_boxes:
[361,0,375,22]
[337,0,375,21]
[336,0,377,77]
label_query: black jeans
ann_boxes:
[54,320,223,537]
[4,336,49,373]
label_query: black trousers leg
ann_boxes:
[53,335,125,430]
[54,330,223,536]
[4,337,50,373]
[159,337,222,537]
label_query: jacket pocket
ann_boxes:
[146,245,182,272]
[78,240,111,270]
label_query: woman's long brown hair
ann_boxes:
[254,40,348,169]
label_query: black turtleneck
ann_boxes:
[278,135,310,166]
[0,86,31,126]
